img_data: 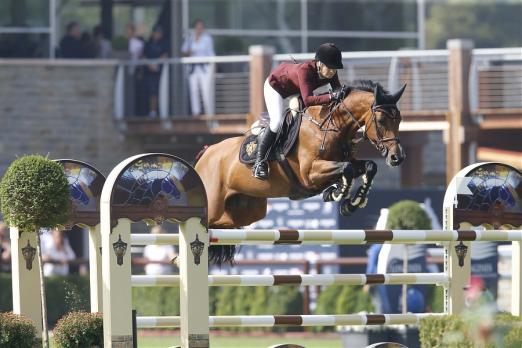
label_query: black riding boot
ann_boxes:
[252,128,277,180]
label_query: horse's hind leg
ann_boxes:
[208,193,268,265]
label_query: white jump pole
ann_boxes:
[513,240,521,316]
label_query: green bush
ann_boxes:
[419,314,522,348]
[0,155,70,233]
[386,200,431,230]
[0,311,38,348]
[53,311,103,348]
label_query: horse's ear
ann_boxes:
[373,85,383,105]
[392,84,407,104]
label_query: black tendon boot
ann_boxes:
[252,128,277,180]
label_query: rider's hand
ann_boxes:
[329,89,344,103]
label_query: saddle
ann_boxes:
[239,98,317,200]
[239,98,303,165]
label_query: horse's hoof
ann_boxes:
[339,201,354,216]
[340,200,362,216]
[323,184,345,202]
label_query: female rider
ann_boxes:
[253,43,346,180]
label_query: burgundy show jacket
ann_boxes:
[268,60,341,107]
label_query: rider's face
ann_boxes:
[318,62,336,79]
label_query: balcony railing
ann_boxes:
[113,47,521,120]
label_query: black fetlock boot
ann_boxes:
[252,128,277,180]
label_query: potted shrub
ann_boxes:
[53,311,103,348]
[0,155,70,347]
[0,311,38,347]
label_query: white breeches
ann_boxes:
[264,78,284,132]
[189,65,213,115]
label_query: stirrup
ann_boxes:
[252,161,269,180]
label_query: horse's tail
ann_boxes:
[208,245,236,266]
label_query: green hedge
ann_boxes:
[314,285,373,332]
[0,274,12,313]
[419,313,522,348]
[132,286,303,332]
[0,274,90,327]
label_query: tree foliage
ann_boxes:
[426,1,522,49]
[0,155,70,232]
[386,200,431,230]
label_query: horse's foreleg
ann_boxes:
[306,160,354,202]
[340,160,377,215]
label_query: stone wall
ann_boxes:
[0,60,142,177]
[0,59,446,188]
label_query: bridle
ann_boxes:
[333,99,402,156]
[303,92,402,155]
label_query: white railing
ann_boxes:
[113,47,521,119]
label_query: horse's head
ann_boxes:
[363,84,406,167]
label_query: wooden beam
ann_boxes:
[476,147,522,169]
[446,39,476,184]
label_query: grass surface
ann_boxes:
[137,331,343,348]
[50,331,343,347]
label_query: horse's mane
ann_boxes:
[349,80,389,94]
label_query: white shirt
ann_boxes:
[143,244,176,275]
[129,37,144,60]
[41,233,76,276]
[181,32,215,57]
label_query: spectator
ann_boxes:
[0,222,11,272]
[81,31,96,58]
[125,24,147,116]
[144,25,168,118]
[41,228,75,276]
[59,22,85,58]
[126,24,144,62]
[465,275,496,309]
[93,25,112,59]
[143,225,177,275]
[181,19,215,116]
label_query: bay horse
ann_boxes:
[195,80,406,263]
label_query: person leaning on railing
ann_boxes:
[144,25,169,118]
[181,19,215,117]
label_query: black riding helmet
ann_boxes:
[315,43,343,69]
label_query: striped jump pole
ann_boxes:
[131,230,522,246]
[136,313,444,329]
[131,273,449,287]
[209,229,522,245]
